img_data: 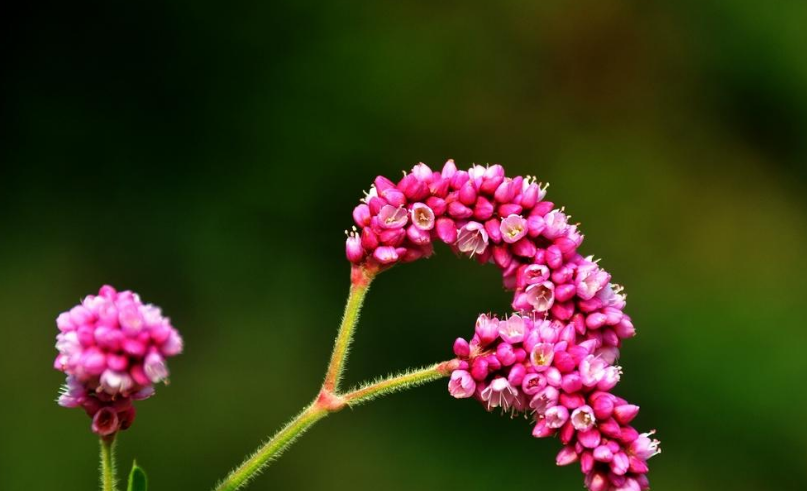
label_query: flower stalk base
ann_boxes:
[100,436,117,491]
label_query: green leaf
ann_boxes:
[127,460,148,491]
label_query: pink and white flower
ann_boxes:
[457,221,489,256]
[448,370,476,399]
[500,214,528,244]
[480,377,518,411]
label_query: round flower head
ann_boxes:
[54,285,182,437]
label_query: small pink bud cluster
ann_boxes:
[54,285,183,437]
[346,160,552,269]
[449,312,659,490]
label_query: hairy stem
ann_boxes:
[342,360,457,407]
[322,269,373,392]
[213,362,455,491]
[214,404,329,491]
[214,268,456,491]
[99,437,117,491]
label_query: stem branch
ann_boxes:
[214,268,458,491]
[322,269,373,392]
[342,360,457,407]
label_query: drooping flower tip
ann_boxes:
[54,285,182,436]
[447,310,658,491]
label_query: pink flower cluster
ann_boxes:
[54,285,182,437]
[449,314,658,491]
[346,160,550,268]
[345,161,658,490]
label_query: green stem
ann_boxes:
[214,404,329,491]
[214,271,457,491]
[213,363,454,491]
[342,361,455,407]
[99,437,117,491]
[322,273,373,392]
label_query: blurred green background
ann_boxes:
[3,1,807,490]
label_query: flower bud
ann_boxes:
[561,373,583,393]
[559,392,585,409]
[495,342,517,366]
[435,217,457,244]
[425,196,447,216]
[521,182,540,209]
[459,181,477,205]
[368,196,388,215]
[372,246,399,264]
[527,214,545,237]
[593,445,614,462]
[360,227,379,250]
[551,301,575,321]
[484,218,502,243]
[374,175,396,193]
[447,201,473,219]
[470,358,489,381]
[532,418,554,438]
[480,165,505,193]
[345,234,365,263]
[556,446,579,466]
[614,404,640,425]
[441,159,457,179]
[353,204,371,227]
[611,451,630,475]
[449,170,469,190]
[554,283,576,302]
[473,197,494,221]
[494,179,518,203]
[453,337,470,358]
[546,244,563,269]
[599,417,622,439]
[592,393,615,420]
[507,363,526,387]
[492,245,513,269]
[585,471,608,491]
[511,237,537,258]
[379,228,406,247]
[578,428,602,449]
[381,188,407,207]
[406,224,431,245]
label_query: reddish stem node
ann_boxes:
[315,389,347,413]
[351,264,378,287]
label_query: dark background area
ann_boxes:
[2,1,807,490]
